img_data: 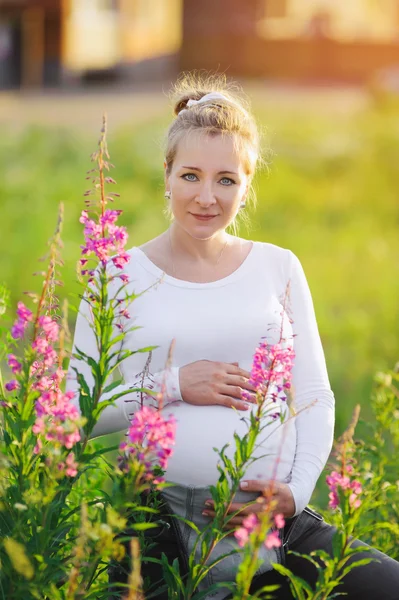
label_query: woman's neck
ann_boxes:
[168,223,231,263]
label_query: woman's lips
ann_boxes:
[191,214,217,221]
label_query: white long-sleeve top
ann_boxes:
[66,240,335,516]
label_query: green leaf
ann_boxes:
[102,379,124,394]
[340,557,376,578]
[130,522,159,531]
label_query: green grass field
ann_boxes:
[1,87,398,468]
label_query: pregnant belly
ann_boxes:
[164,402,296,486]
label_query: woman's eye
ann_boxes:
[182,173,198,181]
[220,177,235,186]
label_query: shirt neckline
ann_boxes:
[132,240,259,289]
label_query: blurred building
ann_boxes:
[182,0,399,82]
[0,0,64,88]
[1,0,399,89]
[0,0,183,89]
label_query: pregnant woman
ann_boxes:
[66,74,399,599]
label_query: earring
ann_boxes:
[165,191,171,199]
[239,201,246,209]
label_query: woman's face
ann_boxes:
[165,132,249,239]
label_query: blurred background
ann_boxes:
[1,0,399,502]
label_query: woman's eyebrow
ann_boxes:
[181,166,238,175]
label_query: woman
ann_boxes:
[67,74,399,599]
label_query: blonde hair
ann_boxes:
[163,72,263,235]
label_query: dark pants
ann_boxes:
[240,506,399,599]
[109,505,399,599]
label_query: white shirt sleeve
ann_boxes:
[65,294,182,439]
[285,250,335,515]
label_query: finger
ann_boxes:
[218,395,251,411]
[226,362,253,381]
[223,517,245,528]
[240,479,278,494]
[219,383,256,404]
[228,375,258,396]
[228,502,262,515]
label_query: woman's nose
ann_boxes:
[196,185,217,206]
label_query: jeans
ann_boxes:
[108,502,399,600]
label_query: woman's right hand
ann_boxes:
[179,360,257,411]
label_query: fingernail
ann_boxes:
[205,501,212,507]
[240,481,248,489]
[202,511,209,516]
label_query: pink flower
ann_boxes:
[265,530,281,549]
[33,389,81,451]
[242,341,295,403]
[7,354,22,374]
[234,527,249,548]
[242,513,259,531]
[38,316,59,342]
[11,302,33,339]
[79,201,130,270]
[119,406,176,483]
[234,512,259,547]
[17,302,33,323]
[274,513,285,529]
[100,209,122,227]
[32,337,50,354]
[112,251,130,269]
[5,380,20,392]
[326,470,363,510]
[11,321,26,339]
[65,452,78,477]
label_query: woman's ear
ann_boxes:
[163,161,169,188]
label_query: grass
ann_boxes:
[1,91,398,506]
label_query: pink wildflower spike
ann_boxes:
[16,302,33,323]
[234,527,249,548]
[233,512,259,547]
[242,513,259,531]
[326,470,363,510]
[5,380,20,392]
[33,389,81,450]
[11,321,26,339]
[7,354,22,374]
[112,252,130,269]
[350,480,362,494]
[244,340,295,403]
[274,513,285,529]
[65,453,78,477]
[265,530,281,549]
[79,210,89,224]
[32,337,50,354]
[38,316,59,342]
[120,406,176,483]
[349,494,361,509]
[11,302,33,339]
[100,209,122,226]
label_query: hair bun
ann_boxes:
[174,94,203,116]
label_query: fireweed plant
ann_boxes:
[156,299,301,600]
[0,118,177,600]
[270,405,382,600]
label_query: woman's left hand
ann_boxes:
[202,480,296,534]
